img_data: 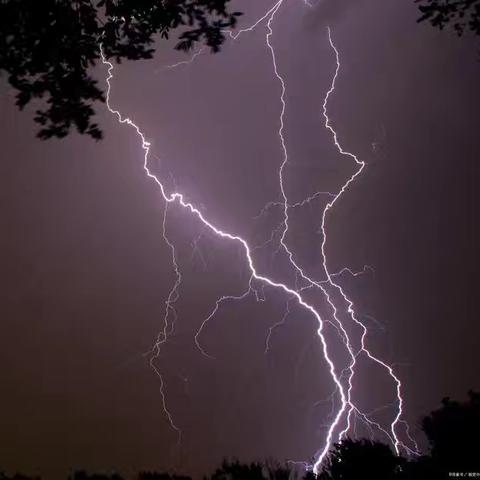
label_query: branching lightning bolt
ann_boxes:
[101,41,347,469]
[100,0,417,472]
[147,202,183,442]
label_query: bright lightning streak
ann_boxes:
[252,190,336,220]
[164,0,283,70]
[101,36,347,469]
[99,0,416,472]
[226,0,284,40]
[164,47,206,70]
[147,202,182,442]
[264,295,294,354]
[330,265,375,279]
[242,3,413,469]
[315,27,408,467]
[263,6,357,467]
[194,277,254,359]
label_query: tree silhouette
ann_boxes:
[421,390,480,473]
[416,0,480,36]
[69,472,124,480]
[0,0,241,140]
[209,460,266,480]
[264,462,295,480]
[0,475,41,480]
[138,473,191,480]
[317,438,402,480]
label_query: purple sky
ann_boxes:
[1,0,479,478]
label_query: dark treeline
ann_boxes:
[2,392,479,480]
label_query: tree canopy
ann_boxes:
[422,390,480,472]
[416,0,480,36]
[0,0,241,140]
[317,439,402,480]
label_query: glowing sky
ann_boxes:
[0,0,479,478]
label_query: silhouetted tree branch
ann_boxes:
[210,460,266,480]
[317,438,402,480]
[0,0,242,140]
[416,0,480,36]
[421,390,480,473]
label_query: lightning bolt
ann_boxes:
[101,42,347,470]
[194,276,254,359]
[314,26,416,465]
[147,202,183,443]
[264,295,294,354]
[252,190,336,221]
[163,47,206,71]
[99,0,417,473]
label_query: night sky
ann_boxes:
[1,0,479,478]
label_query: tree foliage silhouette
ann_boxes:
[0,0,241,140]
[416,0,480,36]
[0,475,41,480]
[422,390,480,473]
[138,473,191,480]
[69,472,124,480]
[317,438,402,480]
[209,461,266,480]
[315,392,480,478]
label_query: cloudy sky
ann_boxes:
[1,0,479,478]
